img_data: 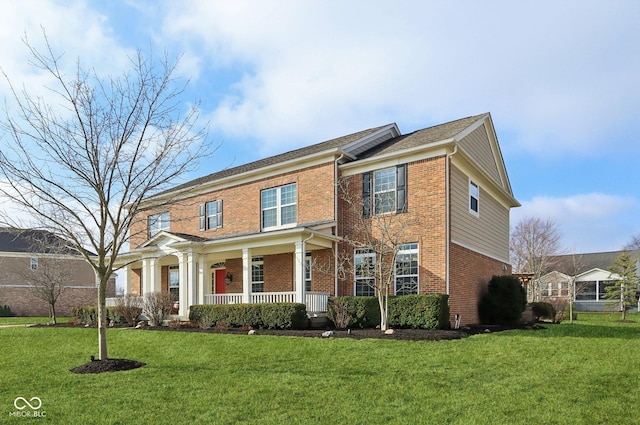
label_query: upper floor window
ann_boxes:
[363,164,407,217]
[200,200,223,231]
[395,243,419,295]
[261,183,297,230]
[469,180,479,216]
[148,211,170,238]
[30,257,38,270]
[354,249,376,296]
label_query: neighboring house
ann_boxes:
[0,228,115,316]
[117,113,519,325]
[538,250,640,311]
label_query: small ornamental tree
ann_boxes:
[478,275,527,325]
[604,250,639,321]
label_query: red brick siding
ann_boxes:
[264,253,293,292]
[130,162,336,248]
[337,157,448,296]
[449,242,512,325]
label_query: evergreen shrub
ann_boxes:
[478,275,527,325]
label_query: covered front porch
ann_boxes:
[115,227,338,319]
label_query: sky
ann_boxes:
[0,0,639,255]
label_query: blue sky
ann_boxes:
[1,0,639,254]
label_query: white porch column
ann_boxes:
[197,254,207,305]
[294,241,306,304]
[142,257,160,295]
[178,252,198,318]
[242,248,251,304]
[122,265,130,296]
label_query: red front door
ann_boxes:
[215,269,227,294]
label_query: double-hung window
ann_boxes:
[363,164,407,217]
[148,212,170,238]
[354,249,376,296]
[469,180,479,216]
[305,252,312,292]
[169,265,179,302]
[200,200,223,230]
[261,183,297,230]
[252,257,264,292]
[395,243,419,295]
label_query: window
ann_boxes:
[354,249,375,296]
[169,265,179,302]
[252,257,264,292]
[261,183,297,230]
[148,212,170,237]
[469,180,479,215]
[363,164,407,217]
[305,252,312,292]
[30,257,38,270]
[395,243,419,295]
[200,200,223,230]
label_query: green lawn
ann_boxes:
[1,313,639,424]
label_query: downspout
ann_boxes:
[445,144,458,296]
[334,153,345,296]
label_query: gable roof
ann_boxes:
[546,250,640,276]
[145,113,517,208]
[0,228,83,255]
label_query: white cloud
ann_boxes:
[0,1,136,105]
[161,0,640,157]
[512,193,640,253]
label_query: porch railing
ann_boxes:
[107,291,331,313]
[203,291,330,313]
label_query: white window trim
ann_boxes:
[261,183,297,231]
[469,180,480,217]
[394,243,419,295]
[203,200,223,230]
[30,257,38,270]
[354,249,376,296]
[251,256,264,293]
[373,167,397,215]
[148,211,170,237]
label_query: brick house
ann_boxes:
[117,113,519,325]
[0,228,115,317]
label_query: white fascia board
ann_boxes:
[576,268,617,281]
[339,140,454,176]
[451,147,520,209]
[0,251,84,260]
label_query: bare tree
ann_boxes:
[337,175,416,331]
[0,33,209,359]
[624,234,640,251]
[510,217,563,301]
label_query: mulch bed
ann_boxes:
[45,321,542,374]
[69,358,146,374]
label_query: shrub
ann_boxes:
[327,296,380,328]
[388,294,450,329]
[142,291,174,326]
[326,297,353,329]
[478,275,527,325]
[189,303,308,329]
[0,305,14,317]
[113,294,142,326]
[71,306,122,325]
[530,302,556,322]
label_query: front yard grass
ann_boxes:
[1,313,639,424]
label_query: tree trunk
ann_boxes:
[378,293,388,331]
[97,275,108,360]
[50,304,57,325]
